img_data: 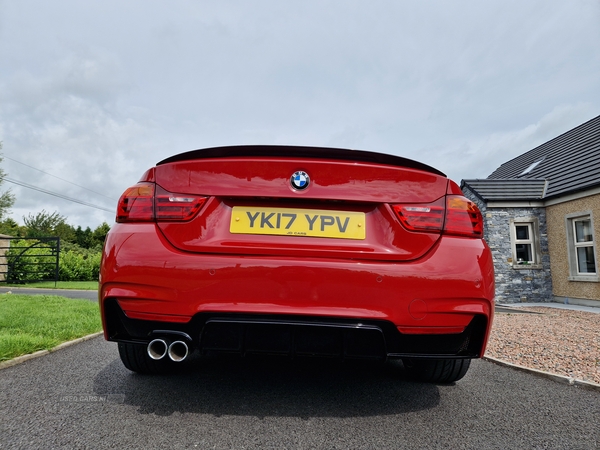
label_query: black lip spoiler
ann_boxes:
[157,145,446,177]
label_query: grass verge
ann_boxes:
[2,281,99,290]
[0,294,102,362]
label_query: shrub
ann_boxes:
[58,246,101,281]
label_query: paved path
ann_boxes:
[0,287,97,301]
[498,301,600,313]
[0,337,598,449]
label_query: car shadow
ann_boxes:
[93,354,441,418]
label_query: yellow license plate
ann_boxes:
[230,206,366,240]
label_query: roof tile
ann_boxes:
[463,114,600,201]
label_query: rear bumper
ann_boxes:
[103,301,489,359]
[100,223,495,359]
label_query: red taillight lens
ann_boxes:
[116,183,155,222]
[116,183,206,223]
[154,186,206,221]
[392,195,483,238]
[392,198,445,232]
[444,195,483,238]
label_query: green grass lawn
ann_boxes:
[3,281,99,290]
[0,294,102,362]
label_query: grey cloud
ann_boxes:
[0,0,599,227]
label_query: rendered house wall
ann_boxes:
[546,192,600,305]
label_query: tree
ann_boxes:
[0,217,25,237]
[23,210,70,238]
[92,222,111,249]
[0,143,16,220]
[75,225,93,248]
[54,221,76,243]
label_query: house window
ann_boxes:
[510,218,541,268]
[566,212,598,281]
[515,223,534,263]
[572,217,596,274]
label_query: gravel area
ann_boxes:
[486,306,600,384]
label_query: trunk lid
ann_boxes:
[151,146,450,261]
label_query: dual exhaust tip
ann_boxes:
[147,339,189,362]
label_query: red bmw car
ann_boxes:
[100,146,494,383]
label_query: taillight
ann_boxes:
[154,186,206,221]
[116,183,206,223]
[117,183,154,222]
[392,198,445,232]
[392,195,483,238]
[444,195,483,238]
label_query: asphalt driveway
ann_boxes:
[0,337,598,449]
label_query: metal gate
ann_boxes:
[0,237,60,284]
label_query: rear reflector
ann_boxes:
[116,183,206,223]
[393,195,483,238]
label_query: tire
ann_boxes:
[118,342,175,374]
[402,358,471,383]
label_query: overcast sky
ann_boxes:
[1,1,599,229]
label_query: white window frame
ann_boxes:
[566,211,598,282]
[510,217,542,269]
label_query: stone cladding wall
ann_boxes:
[462,187,553,303]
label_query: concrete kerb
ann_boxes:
[484,356,600,392]
[0,331,103,370]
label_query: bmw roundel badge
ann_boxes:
[291,171,310,190]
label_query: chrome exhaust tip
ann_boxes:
[147,339,168,360]
[168,340,189,362]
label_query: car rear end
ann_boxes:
[100,146,494,382]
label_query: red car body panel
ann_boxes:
[152,157,449,261]
[100,146,495,362]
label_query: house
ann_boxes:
[461,114,600,307]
